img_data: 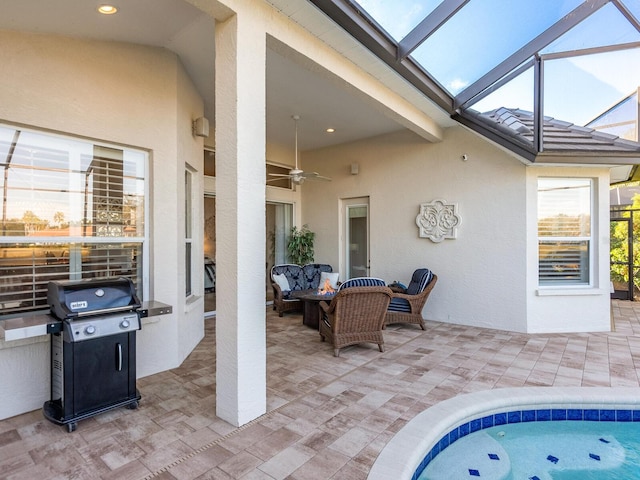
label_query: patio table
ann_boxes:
[293,291,335,329]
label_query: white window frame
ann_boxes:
[537,177,593,288]
[0,123,149,316]
[185,165,195,298]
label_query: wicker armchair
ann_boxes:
[319,285,393,357]
[385,269,437,330]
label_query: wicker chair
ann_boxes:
[319,285,393,357]
[270,263,332,316]
[385,269,437,330]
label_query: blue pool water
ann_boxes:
[420,419,640,480]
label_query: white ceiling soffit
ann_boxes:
[265,0,456,129]
[0,0,217,117]
[0,0,204,45]
[267,45,408,150]
[0,0,449,151]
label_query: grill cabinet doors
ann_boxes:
[72,331,136,415]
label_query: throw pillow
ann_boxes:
[273,273,290,292]
[319,271,340,289]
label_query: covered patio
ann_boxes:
[2,301,640,479]
[2,3,640,472]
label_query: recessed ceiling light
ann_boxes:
[98,5,118,15]
[326,128,335,133]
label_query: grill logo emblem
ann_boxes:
[95,289,105,297]
[70,301,88,310]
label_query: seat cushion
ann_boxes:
[406,269,434,295]
[272,264,334,292]
[272,264,305,291]
[302,263,333,289]
[388,297,411,313]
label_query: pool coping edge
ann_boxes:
[367,386,640,480]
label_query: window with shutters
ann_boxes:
[538,177,592,286]
[0,123,147,316]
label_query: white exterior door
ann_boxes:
[342,197,369,280]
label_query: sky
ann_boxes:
[353,0,640,126]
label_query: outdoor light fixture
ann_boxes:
[326,128,335,133]
[98,5,118,14]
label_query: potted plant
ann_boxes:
[287,224,315,265]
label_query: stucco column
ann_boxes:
[214,11,266,426]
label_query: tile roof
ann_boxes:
[477,107,640,154]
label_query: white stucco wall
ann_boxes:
[302,127,612,334]
[0,336,49,421]
[0,31,205,420]
[302,127,528,332]
[177,53,207,361]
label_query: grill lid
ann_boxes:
[48,277,141,320]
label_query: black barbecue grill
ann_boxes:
[43,277,142,432]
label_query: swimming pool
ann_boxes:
[368,387,640,480]
[421,417,640,479]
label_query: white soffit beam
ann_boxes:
[265,0,452,142]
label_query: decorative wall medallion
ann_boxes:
[416,199,461,242]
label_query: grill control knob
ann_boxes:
[84,325,96,335]
[120,319,130,329]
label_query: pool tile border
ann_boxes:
[368,387,640,480]
[412,407,640,480]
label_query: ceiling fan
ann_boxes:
[268,115,331,185]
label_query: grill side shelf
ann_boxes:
[0,314,57,341]
[138,301,172,318]
[1,300,172,341]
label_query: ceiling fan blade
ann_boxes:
[267,166,330,184]
[267,175,296,185]
[301,172,332,181]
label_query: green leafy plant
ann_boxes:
[610,194,640,298]
[287,224,315,265]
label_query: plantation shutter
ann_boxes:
[538,178,591,286]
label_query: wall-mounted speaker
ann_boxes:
[193,117,209,138]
